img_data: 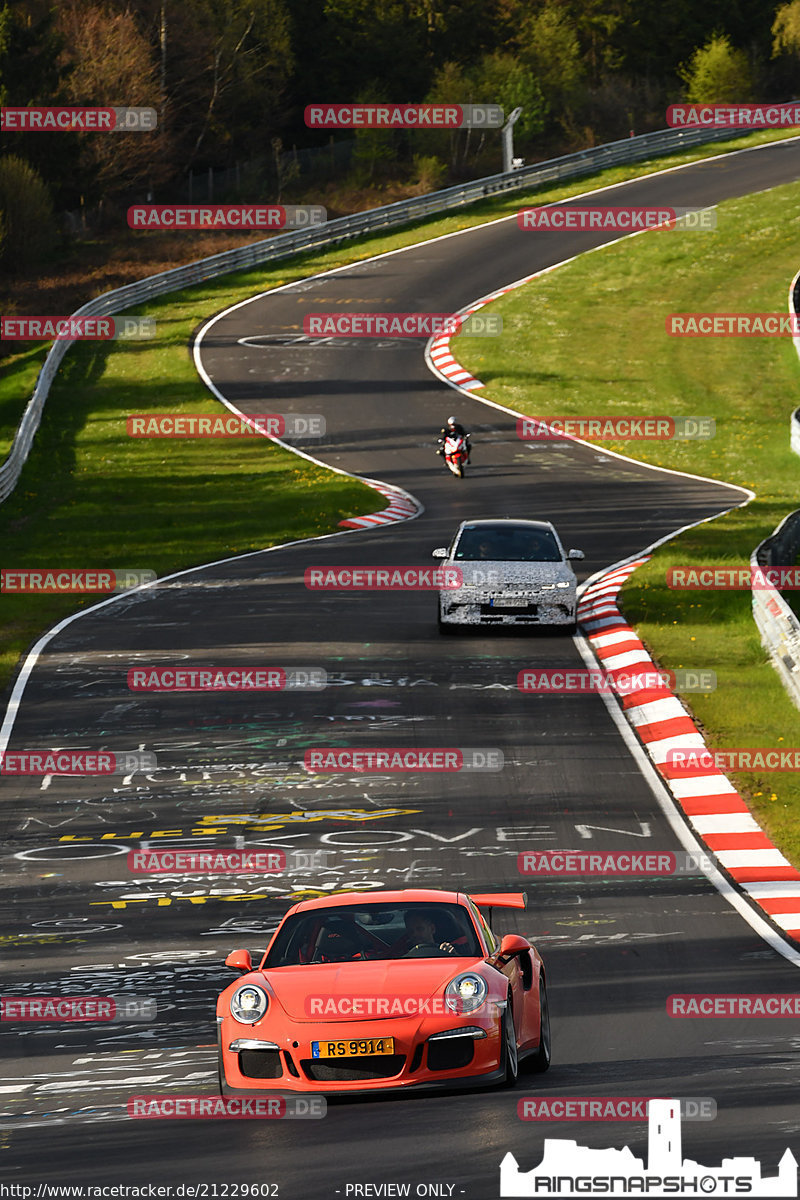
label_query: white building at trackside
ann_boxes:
[500,1098,797,1197]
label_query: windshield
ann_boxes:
[263,902,483,967]
[453,524,562,563]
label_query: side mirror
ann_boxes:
[225,949,253,972]
[431,547,448,558]
[495,934,531,963]
[568,549,584,561]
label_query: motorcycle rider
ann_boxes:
[437,415,471,462]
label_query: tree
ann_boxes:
[471,52,547,139]
[55,1,173,198]
[0,155,57,271]
[680,33,753,103]
[517,4,584,111]
[773,0,800,57]
[425,53,546,170]
[176,0,294,168]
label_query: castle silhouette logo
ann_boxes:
[500,1099,797,1197]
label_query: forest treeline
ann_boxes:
[2,0,800,268]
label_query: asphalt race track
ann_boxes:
[3,139,800,1197]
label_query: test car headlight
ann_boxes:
[230,984,268,1024]
[556,581,571,589]
[445,972,488,1014]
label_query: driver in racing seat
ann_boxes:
[437,416,471,463]
[393,910,460,956]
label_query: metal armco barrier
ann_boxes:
[750,269,800,711]
[751,511,800,711]
[0,122,749,504]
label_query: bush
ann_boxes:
[411,155,448,192]
[680,34,754,104]
[0,155,58,272]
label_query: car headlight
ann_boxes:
[445,972,488,1014]
[556,581,571,589]
[230,984,268,1024]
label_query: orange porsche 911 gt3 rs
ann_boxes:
[216,888,550,1095]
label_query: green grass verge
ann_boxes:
[452,177,800,866]
[0,126,794,702]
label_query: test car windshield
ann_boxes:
[263,902,483,967]
[453,524,562,562]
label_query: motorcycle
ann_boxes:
[439,432,469,478]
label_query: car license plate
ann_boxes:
[311,1037,394,1058]
[490,595,528,608]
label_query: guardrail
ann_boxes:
[749,269,800,710]
[791,267,800,457]
[0,121,750,505]
[751,512,800,710]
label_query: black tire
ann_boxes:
[457,461,465,478]
[217,1025,228,1096]
[529,977,551,1073]
[438,611,455,634]
[501,997,519,1087]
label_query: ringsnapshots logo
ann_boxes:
[0,106,157,131]
[1,569,155,593]
[127,666,327,691]
[500,1098,798,1198]
[667,102,800,127]
[517,1097,717,1122]
[518,850,716,876]
[0,750,156,775]
[127,205,326,230]
[1,996,156,1022]
[304,103,503,129]
[517,205,716,231]
[302,313,502,337]
[1,316,156,341]
[127,414,324,438]
[668,313,800,336]
[304,748,503,773]
[518,668,717,694]
[305,566,462,590]
[517,416,715,442]
[128,1095,326,1119]
[128,847,333,874]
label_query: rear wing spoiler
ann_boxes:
[468,892,527,911]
